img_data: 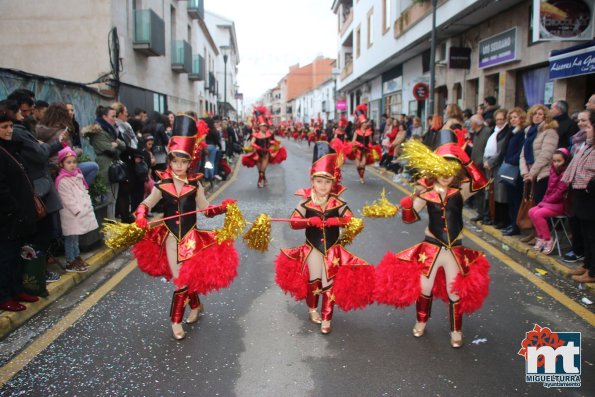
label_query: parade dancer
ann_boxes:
[351,104,378,184]
[242,107,287,187]
[132,115,240,340]
[374,140,491,348]
[274,142,375,334]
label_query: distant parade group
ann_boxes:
[105,104,491,349]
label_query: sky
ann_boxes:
[206,0,338,107]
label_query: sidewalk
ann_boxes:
[372,167,594,294]
[0,158,240,341]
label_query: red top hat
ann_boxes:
[168,115,198,160]
[354,104,368,123]
[338,115,348,128]
[254,106,268,126]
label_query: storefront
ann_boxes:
[381,65,403,118]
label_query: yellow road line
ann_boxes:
[0,163,240,387]
[368,167,595,327]
[0,261,137,387]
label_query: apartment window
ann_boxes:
[383,0,391,34]
[170,5,176,41]
[356,26,361,58]
[367,8,374,47]
[187,25,191,43]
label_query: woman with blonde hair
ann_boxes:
[519,104,559,243]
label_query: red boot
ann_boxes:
[185,291,203,324]
[412,294,432,337]
[320,288,335,334]
[449,299,463,348]
[170,288,188,340]
[306,280,322,324]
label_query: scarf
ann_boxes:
[523,123,539,166]
[95,116,118,140]
[55,167,88,190]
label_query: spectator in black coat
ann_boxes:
[550,99,579,149]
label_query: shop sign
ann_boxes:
[336,101,347,110]
[479,27,519,69]
[549,41,595,79]
[449,47,471,69]
[383,76,402,95]
[412,83,429,101]
[532,0,594,42]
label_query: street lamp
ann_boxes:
[428,0,437,117]
[220,45,231,117]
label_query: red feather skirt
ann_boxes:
[132,226,239,294]
[269,146,287,164]
[274,244,375,311]
[374,242,490,314]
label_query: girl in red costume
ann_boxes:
[241,107,287,188]
[274,142,375,334]
[351,104,379,184]
[132,115,239,340]
[374,140,490,348]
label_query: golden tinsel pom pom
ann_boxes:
[338,217,364,246]
[215,203,247,244]
[102,220,146,250]
[242,214,272,252]
[399,139,461,179]
[362,189,399,218]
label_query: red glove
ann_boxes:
[307,217,324,229]
[135,204,149,229]
[399,196,419,224]
[324,216,351,227]
[204,205,225,218]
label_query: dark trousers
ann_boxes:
[0,241,24,303]
[116,181,133,222]
[568,215,584,256]
[533,177,549,205]
[506,180,523,232]
[579,218,595,276]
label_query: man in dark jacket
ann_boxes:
[550,100,579,149]
[0,102,39,311]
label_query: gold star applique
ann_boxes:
[332,257,341,267]
[185,239,196,250]
[184,297,190,306]
[313,287,322,295]
[418,253,428,263]
[464,256,470,266]
[330,293,336,302]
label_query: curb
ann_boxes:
[0,246,125,340]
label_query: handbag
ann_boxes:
[21,246,49,297]
[108,160,128,183]
[516,180,534,230]
[498,162,519,186]
[134,159,149,180]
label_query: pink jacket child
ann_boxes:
[528,148,569,255]
[55,147,98,272]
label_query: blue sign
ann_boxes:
[549,41,595,80]
[479,28,519,69]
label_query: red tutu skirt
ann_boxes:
[241,151,259,167]
[374,243,490,314]
[274,244,375,311]
[132,227,240,295]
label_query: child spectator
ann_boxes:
[55,147,98,272]
[528,148,570,255]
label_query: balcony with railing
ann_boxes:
[339,7,353,37]
[340,59,353,81]
[189,55,205,81]
[187,0,204,20]
[394,0,433,38]
[133,9,165,56]
[171,40,192,73]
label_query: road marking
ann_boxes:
[0,261,136,387]
[368,167,595,327]
[0,163,241,387]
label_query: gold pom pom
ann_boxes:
[400,139,461,179]
[242,214,272,252]
[362,189,399,218]
[338,217,364,246]
[102,220,146,250]
[215,203,247,244]
[243,146,254,153]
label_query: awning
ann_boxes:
[548,40,595,80]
